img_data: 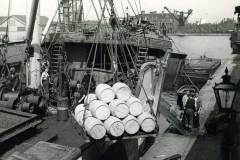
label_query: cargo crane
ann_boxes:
[164,6,193,27]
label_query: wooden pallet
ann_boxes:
[0,107,42,144]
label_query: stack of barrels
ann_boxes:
[74,82,156,140]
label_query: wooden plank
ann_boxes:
[6,141,81,160]
[159,98,190,135]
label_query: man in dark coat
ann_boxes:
[184,93,195,130]
[7,67,20,91]
[72,80,86,107]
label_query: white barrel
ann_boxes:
[75,106,93,125]
[95,84,115,103]
[84,94,97,104]
[138,112,156,133]
[74,104,85,115]
[109,99,129,119]
[122,115,140,135]
[112,82,131,101]
[84,117,106,140]
[127,97,143,116]
[104,116,124,137]
[89,100,110,120]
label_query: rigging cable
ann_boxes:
[83,0,108,123]
[120,0,126,17]
[84,2,93,20]
[6,0,12,38]
[133,0,140,15]
[138,0,142,14]
[106,1,154,103]
[126,0,140,22]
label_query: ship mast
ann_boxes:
[26,0,41,89]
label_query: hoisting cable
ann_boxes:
[83,0,108,124]
[183,70,199,91]
[6,0,12,39]
[97,2,128,81]
[105,3,138,73]
[133,0,140,15]
[126,0,139,21]
[105,1,153,104]
[120,0,126,17]
[138,0,142,14]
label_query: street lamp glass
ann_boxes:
[213,67,238,113]
[219,90,235,110]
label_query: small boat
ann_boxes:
[177,55,221,88]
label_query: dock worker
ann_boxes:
[41,67,50,96]
[72,80,86,107]
[193,92,201,129]
[7,67,20,91]
[184,93,195,130]
[82,71,96,93]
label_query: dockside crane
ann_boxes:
[164,6,192,27]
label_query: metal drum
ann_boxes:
[0,99,15,109]
[2,92,20,101]
[19,102,34,113]
[57,97,69,121]
[57,97,69,108]
[57,107,69,121]
[26,94,41,105]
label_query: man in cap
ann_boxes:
[7,67,20,91]
[41,67,50,96]
[72,80,86,107]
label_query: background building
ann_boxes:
[141,11,178,33]
[0,15,48,42]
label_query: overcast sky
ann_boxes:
[0,0,239,23]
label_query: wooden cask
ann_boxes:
[122,115,140,135]
[84,94,97,104]
[95,84,115,103]
[84,117,106,140]
[138,112,156,133]
[104,116,124,137]
[75,104,92,125]
[89,100,110,120]
[112,82,131,101]
[109,99,129,119]
[127,97,143,116]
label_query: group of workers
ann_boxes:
[40,66,96,108]
[181,90,202,130]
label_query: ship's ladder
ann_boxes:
[136,47,149,67]
[50,42,66,76]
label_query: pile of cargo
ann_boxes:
[74,82,157,140]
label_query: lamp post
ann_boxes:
[213,67,238,117]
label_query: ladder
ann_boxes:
[136,47,149,67]
[50,43,66,76]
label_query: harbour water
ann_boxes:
[171,35,234,59]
